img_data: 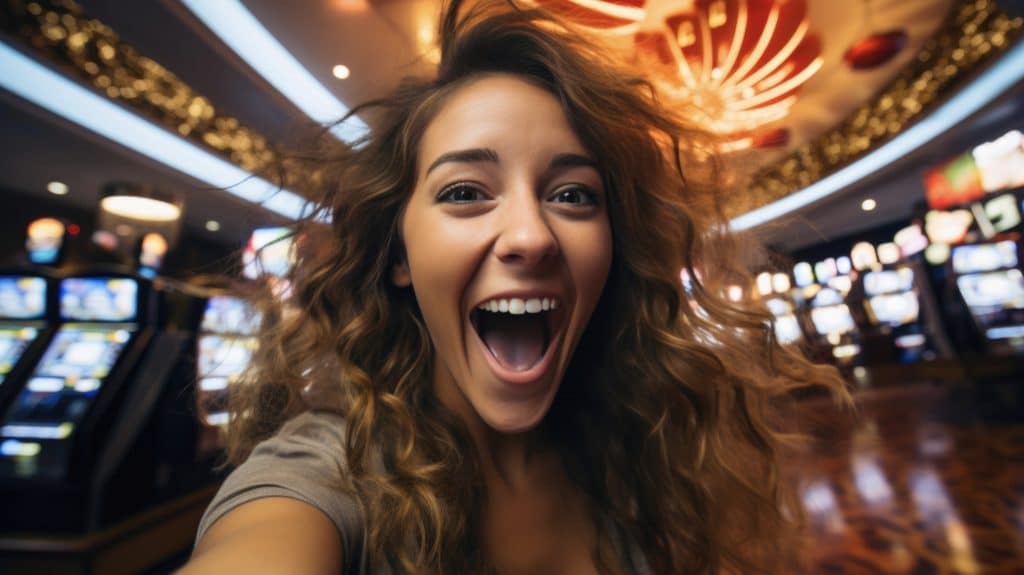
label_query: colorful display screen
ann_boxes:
[0,326,39,387]
[951,241,1019,275]
[773,315,802,345]
[866,293,920,326]
[200,296,260,335]
[243,227,295,279]
[810,305,856,336]
[956,270,1024,309]
[0,277,47,320]
[60,277,138,322]
[924,151,984,210]
[863,268,914,297]
[0,325,133,440]
[197,335,258,427]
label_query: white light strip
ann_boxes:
[180,0,368,143]
[0,42,310,220]
[730,40,1024,231]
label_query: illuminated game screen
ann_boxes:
[863,269,914,297]
[197,335,258,426]
[773,315,802,345]
[0,326,39,386]
[0,325,133,440]
[0,276,47,320]
[200,296,260,335]
[60,278,138,322]
[810,304,856,336]
[866,293,921,326]
[957,270,1024,309]
[951,241,1018,275]
[243,227,295,279]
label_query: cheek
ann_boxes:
[564,221,613,306]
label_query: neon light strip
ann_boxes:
[568,0,645,22]
[0,42,310,220]
[736,20,810,91]
[730,40,1024,231]
[716,1,748,86]
[724,4,779,88]
[180,0,367,144]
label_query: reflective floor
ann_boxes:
[791,378,1024,574]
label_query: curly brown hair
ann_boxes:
[222,1,848,573]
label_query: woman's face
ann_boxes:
[397,74,613,434]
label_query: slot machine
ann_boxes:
[0,268,196,531]
[951,240,1024,354]
[194,293,260,456]
[862,267,929,362]
[808,286,862,369]
[0,272,59,411]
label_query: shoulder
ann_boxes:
[195,410,363,560]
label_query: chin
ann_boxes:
[476,397,552,435]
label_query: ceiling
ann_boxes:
[0,0,1019,258]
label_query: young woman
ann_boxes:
[183,1,845,573]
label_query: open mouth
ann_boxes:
[469,298,563,373]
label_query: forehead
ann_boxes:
[417,74,589,171]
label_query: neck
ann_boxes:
[432,360,556,489]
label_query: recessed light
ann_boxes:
[332,64,350,80]
[861,198,877,211]
[205,220,221,232]
[47,181,69,195]
[101,195,182,222]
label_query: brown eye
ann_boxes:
[550,185,598,206]
[438,183,486,203]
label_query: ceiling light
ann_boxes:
[101,195,181,222]
[180,0,368,143]
[0,41,310,220]
[730,39,1024,231]
[332,64,350,80]
[205,220,221,232]
[46,181,69,195]
[861,198,877,211]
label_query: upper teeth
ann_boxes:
[477,297,557,314]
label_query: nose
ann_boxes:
[493,192,558,267]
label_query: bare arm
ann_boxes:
[178,497,344,575]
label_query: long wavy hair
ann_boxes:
[224,1,848,573]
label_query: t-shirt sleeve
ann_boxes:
[194,410,363,560]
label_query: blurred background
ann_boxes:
[0,0,1022,573]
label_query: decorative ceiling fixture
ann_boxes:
[534,0,823,151]
[844,0,907,70]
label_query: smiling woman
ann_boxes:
[182,1,847,574]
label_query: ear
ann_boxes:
[391,259,412,287]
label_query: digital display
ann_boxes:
[863,268,914,296]
[773,315,802,345]
[197,335,258,427]
[765,298,793,316]
[0,325,132,440]
[951,241,1018,275]
[866,293,920,326]
[200,296,260,335]
[957,270,1024,309]
[60,278,138,322]
[924,151,984,210]
[0,277,47,320]
[0,326,39,386]
[810,305,856,336]
[243,227,295,279]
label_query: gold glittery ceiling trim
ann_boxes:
[731,0,1023,218]
[1,0,279,175]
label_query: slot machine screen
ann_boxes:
[0,326,132,440]
[197,335,257,426]
[773,315,802,345]
[0,326,39,386]
[866,293,920,326]
[951,241,1018,275]
[200,296,260,335]
[60,278,138,323]
[863,269,914,297]
[956,270,1024,309]
[0,276,47,320]
[810,305,856,336]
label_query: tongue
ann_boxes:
[479,313,547,372]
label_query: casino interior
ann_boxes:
[0,0,1022,573]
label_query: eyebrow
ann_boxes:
[424,149,598,175]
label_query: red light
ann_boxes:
[844,30,908,70]
[68,223,81,236]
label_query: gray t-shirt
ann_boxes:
[195,410,649,574]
